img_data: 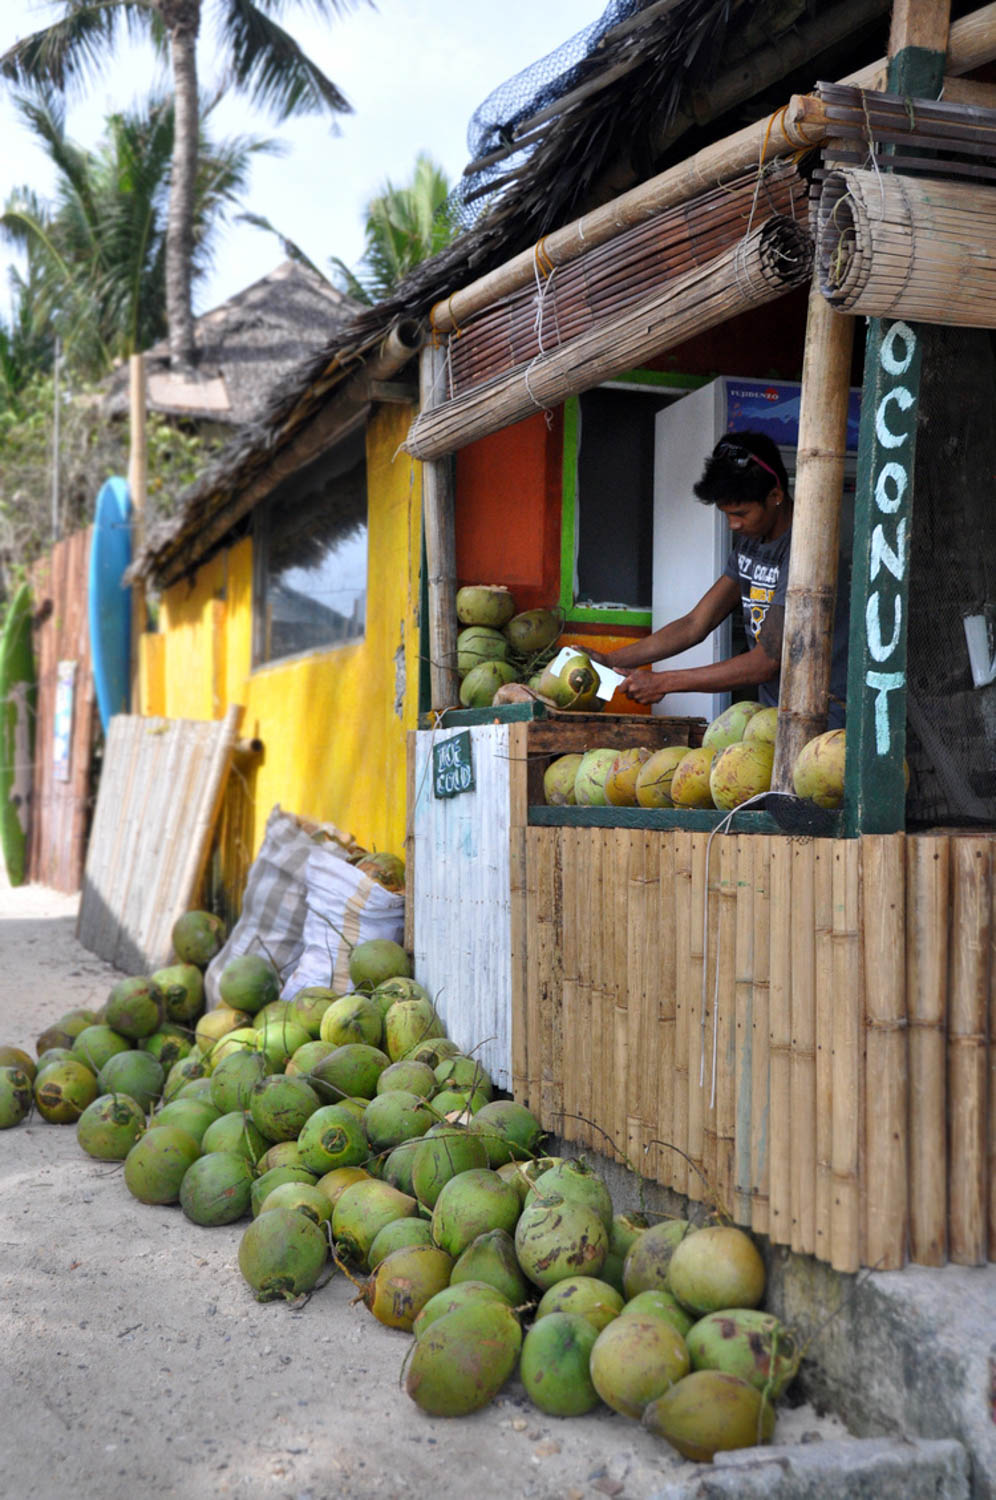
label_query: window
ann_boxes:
[253,424,368,668]
[560,371,704,626]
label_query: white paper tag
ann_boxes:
[546,646,627,701]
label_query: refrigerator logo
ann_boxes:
[865,322,915,756]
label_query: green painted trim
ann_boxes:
[419,703,549,729]
[558,370,708,626]
[886,46,947,98]
[418,523,431,718]
[529,805,794,834]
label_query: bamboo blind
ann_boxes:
[77,706,242,973]
[816,168,996,325]
[815,81,996,186]
[446,164,807,398]
[516,827,996,1273]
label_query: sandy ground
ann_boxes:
[0,874,847,1500]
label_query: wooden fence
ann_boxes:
[512,826,995,1273]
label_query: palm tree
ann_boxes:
[1,84,273,378]
[0,0,366,372]
[330,153,457,305]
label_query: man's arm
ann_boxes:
[619,639,779,705]
[590,575,741,671]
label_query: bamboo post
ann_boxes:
[715,837,738,1213]
[128,354,147,711]
[609,830,631,1165]
[701,835,721,1197]
[687,834,709,1203]
[507,722,531,1107]
[417,343,460,708]
[771,283,854,790]
[831,839,863,1271]
[948,837,990,1265]
[814,843,834,1260]
[906,834,950,1266]
[790,841,817,1255]
[671,830,692,1196]
[560,828,581,1148]
[750,839,771,1236]
[653,831,675,1188]
[862,834,908,1270]
[535,828,565,1131]
[734,834,755,1226]
[767,838,793,1246]
[628,831,661,1176]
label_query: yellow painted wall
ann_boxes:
[154,403,422,867]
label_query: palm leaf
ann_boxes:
[219,0,358,117]
[0,2,157,94]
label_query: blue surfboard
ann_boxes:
[89,476,132,733]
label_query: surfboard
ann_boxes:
[0,582,37,886]
[89,476,132,734]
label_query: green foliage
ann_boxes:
[330,153,458,305]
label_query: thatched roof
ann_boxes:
[134,0,898,583]
[105,260,360,427]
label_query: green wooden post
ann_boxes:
[842,43,946,837]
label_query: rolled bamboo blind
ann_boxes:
[817,168,996,325]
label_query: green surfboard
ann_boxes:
[0,583,36,886]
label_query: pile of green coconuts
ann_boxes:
[0,905,801,1464]
[454,584,606,712]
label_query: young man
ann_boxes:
[591,430,847,727]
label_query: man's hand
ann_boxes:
[619,669,669,705]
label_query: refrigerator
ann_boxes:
[650,376,861,722]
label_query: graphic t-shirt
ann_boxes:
[723,527,849,725]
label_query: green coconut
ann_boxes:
[376,1058,437,1098]
[286,985,337,1036]
[372,975,432,1015]
[177,1076,216,1102]
[543,753,584,806]
[359,1243,455,1332]
[503,608,560,656]
[430,1168,521,1258]
[411,1125,490,1208]
[123,1125,201,1204]
[318,995,383,1050]
[589,1313,691,1420]
[456,625,509,678]
[702,700,763,750]
[383,997,446,1062]
[209,1027,260,1068]
[604,747,653,807]
[528,1158,613,1231]
[162,1056,207,1104]
[104,976,163,1040]
[308,1042,389,1102]
[257,1140,306,1174]
[237,1206,328,1302]
[348,939,413,992]
[97,1050,164,1113]
[355,852,406,892]
[635,747,689,808]
[514,1192,609,1289]
[667,1225,766,1315]
[0,1065,34,1128]
[431,1087,483,1119]
[250,1165,318,1218]
[76,1092,146,1158]
[535,1276,623,1332]
[210,1049,273,1114]
[412,1280,510,1340]
[138,1025,193,1073]
[459,659,518,708]
[670,748,718,809]
[367,1215,435,1269]
[218,954,281,1015]
[573,748,619,806]
[35,1008,99,1055]
[450,1227,529,1306]
[33,1059,99,1123]
[456,584,517,628]
[172,909,226,967]
[744,706,778,746]
[314,1165,370,1210]
[382,1137,423,1196]
[297,1104,369,1175]
[468,1099,544,1166]
[179,1150,253,1226]
[254,999,296,1029]
[793,727,847,809]
[520,1312,601,1417]
[687,1308,798,1397]
[0,1046,35,1082]
[249,1074,321,1143]
[151,1097,221,1144]
[622,1218,692,1299]
[601,1210,650,1292]
[258,1181,332,1226]
[285,1039,336,1079]
[71,1024,132,1075]
[363,1089,435,1155]
[710,739,774,812]
[201,1110,267,1162]
[402,1036,461,1069]
[642,1370,775,1461]
[331,1178,417,1266]
[621,1288,694,1339]
[433,1055,493,1100]
[194,1007,251,1053]
[406,1298,522,1416]
[253,1018,308,1073]
[151,963,205,1026]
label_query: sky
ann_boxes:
[0,0,610,322]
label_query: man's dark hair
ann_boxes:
[693,430,789,507]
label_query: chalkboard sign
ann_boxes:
[433,730,475,799]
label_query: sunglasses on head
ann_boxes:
[715,440,780,484]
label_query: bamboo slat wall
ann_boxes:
[515,827,995,1272]
[77,706,242,973]
[28,529,97,893]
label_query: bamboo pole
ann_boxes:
[417,344,460,708]
[672,830,692,1196]
[734,834,755,1226]
[790,840,817,1255]
[844,1,995,87]
[831,839,862,1272]
[627,831,661,1176]
[948,837,990,1266]
[751,839,771,1236]
[701,834,721,1198]
[814,842,834,1260]
[906,834,950,1267]
[654,831,676,1189]
[768,838,793,1246]
[862,834,908,1270]
[560,828,581,1148]
[537,829,565,1131]
[687,834,709,1203]
[715,837,738,1213]
[610,830,631,1166]
[507,722,531,1107]
[771,279,855,789]
[128,354,147,711]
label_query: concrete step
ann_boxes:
[649,1436,970,1499]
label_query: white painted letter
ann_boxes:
[867,591,902,662]
[870,520,907,583]
[866,670,905,754]
[880,321,916,376]
[875,462,907,514]
[875,387,914,448]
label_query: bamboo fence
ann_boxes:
[515,827,995,1272]
[816,168,996,326]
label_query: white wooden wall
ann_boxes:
[412,724,512,1089]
